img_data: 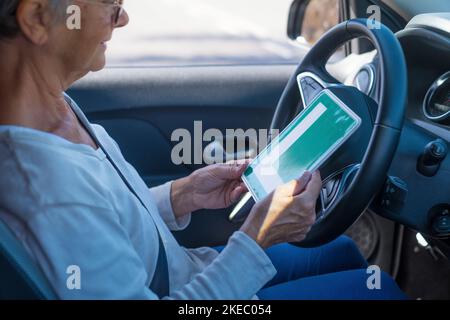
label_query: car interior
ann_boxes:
[0,0,449,300]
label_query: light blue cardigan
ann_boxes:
[0,95,276,299]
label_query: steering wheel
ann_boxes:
[270,19,407,247]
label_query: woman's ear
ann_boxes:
[15,0,54,45]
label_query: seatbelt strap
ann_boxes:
[103,150,170,298]
[66,95,170,298]
[150,233,169,297]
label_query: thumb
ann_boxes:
[280,171,312,196]
[213,162,248,179]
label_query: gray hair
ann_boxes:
[0,0,71,39]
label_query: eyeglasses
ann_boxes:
[77,0,124,25]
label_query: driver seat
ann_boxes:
[0,217,57,299]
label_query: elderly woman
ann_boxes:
[0,0,406,300]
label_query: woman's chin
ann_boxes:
[90,55,107,72]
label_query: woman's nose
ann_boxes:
[115,8,129,28]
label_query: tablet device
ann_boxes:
[242,89,361,201]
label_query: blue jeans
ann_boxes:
[215,236,406,300]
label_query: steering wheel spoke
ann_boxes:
[317,164,361,221]
[297,71,342,109]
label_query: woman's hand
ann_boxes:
[171,161,250,218]
[240,171,322,249]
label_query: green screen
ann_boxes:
[243,90,360,200]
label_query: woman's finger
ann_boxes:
[230,185,247,203]
[302,171,322,201]
[279,171,312,197]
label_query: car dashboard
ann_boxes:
[360,13,450,256]
[399,14,450,138]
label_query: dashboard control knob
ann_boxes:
[417,139,448,177]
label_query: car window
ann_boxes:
[107,0,340,67]
[299,0,340,46]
